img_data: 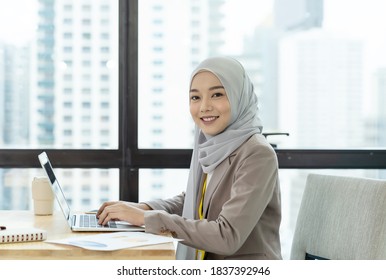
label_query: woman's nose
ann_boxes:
[200,98,213,112]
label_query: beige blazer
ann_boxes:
[144,134,282,260]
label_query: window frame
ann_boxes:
[0,0,386,203]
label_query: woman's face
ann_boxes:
[189,71,231,136]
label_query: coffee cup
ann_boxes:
[31,177,54,215]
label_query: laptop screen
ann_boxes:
[38,152,71,222]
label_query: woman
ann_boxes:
[97,56,282,260]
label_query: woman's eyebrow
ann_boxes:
[209,85,224,91]
[190,85,224,93]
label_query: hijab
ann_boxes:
[176,56,263,259]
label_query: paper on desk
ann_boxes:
[46,232,181,251]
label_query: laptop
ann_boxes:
[38,151,144,232]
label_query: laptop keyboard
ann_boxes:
[79,214,117,228]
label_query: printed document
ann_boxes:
[47,231,180,251]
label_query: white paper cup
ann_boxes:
[31,177,54,215]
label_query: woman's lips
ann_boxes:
[201,116,218,123]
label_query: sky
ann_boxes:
[2,0,386,44]
[0,0,37,45]
[1,0,386,74]
[324,0,386,36]
[222,0,274,53]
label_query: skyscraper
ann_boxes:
[0,42,31,210]
[29,0,120,211]
[375,68,386,147]
[0,46,4,209]
[138,0,231,200]
[138,0,213,200]
[274,0,323,31]
[30,0,55,146]
[237,20,280,132]
[2,44,30,146]
[279,32,364,148]
[0,45,4,145]
[375,68,386,179]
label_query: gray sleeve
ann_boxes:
[142,192,185,216]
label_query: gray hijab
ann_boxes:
[176,56,263,259]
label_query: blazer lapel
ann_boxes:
[202,154,235,218]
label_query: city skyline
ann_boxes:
[1,0,386,259]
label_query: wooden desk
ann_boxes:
[0,211,175,260]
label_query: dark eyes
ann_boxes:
[190,93,224,99]
[212,92,224,98]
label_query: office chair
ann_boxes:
[290,173,386,260]
[262,132,289,148]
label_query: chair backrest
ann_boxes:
[290,173,386,260]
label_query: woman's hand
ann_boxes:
[96,201,151,226]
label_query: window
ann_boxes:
[0,1,120,214]
[1,0,386,261]
[82,33,91,40]
[101,33,109,40]
[0,168,119,212]
[137,0,386,259]
[63,33,72,39]
[82,19,91,26]
[138,0,386,150]
[2,1,118,150]
[82,5,91,12]
[64,5,72,12]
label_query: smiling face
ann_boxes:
[189,71,231,136]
